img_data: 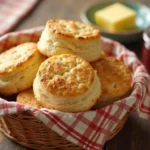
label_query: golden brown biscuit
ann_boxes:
[17,88,42,109]
[91,57,132,108]
[0,42,46,95]
[37,19,102,62]
[33,54,101,112]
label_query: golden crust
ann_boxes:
[0,42,46,95]
[47,19,100,40]
[38,54,94,97]
[17,88,43,109]
[91,57,132,99]
[0,42,40,76]
[37,19,102,62]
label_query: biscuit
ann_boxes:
[0,42,46,95]
[33,54,101,112]
[17,88,42,109]
[37,19,102,62]
[91,57,132,108]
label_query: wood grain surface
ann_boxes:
[0,0,150,149]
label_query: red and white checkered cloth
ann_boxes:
[0,27,150,150]
[0,0,39,35]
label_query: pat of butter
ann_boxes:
[94,3,136,32]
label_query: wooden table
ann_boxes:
[0,0,150,149]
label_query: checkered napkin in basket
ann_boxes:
[0,27,150,150]
[0,0,39,35]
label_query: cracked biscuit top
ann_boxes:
[0,42,39,76]
[92,57,132,97]
[38,54,95,97]
[46,19,100,39]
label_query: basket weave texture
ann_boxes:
[0,111,127,150]
[0,27,149,150]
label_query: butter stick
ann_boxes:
[94,3,136,32]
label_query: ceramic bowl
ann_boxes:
[81,1,150,44]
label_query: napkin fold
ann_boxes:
[0,0,39,35]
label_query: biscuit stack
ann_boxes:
[0,19,132,112]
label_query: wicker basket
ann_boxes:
[0,111,128,150]
[0,28,135,149]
